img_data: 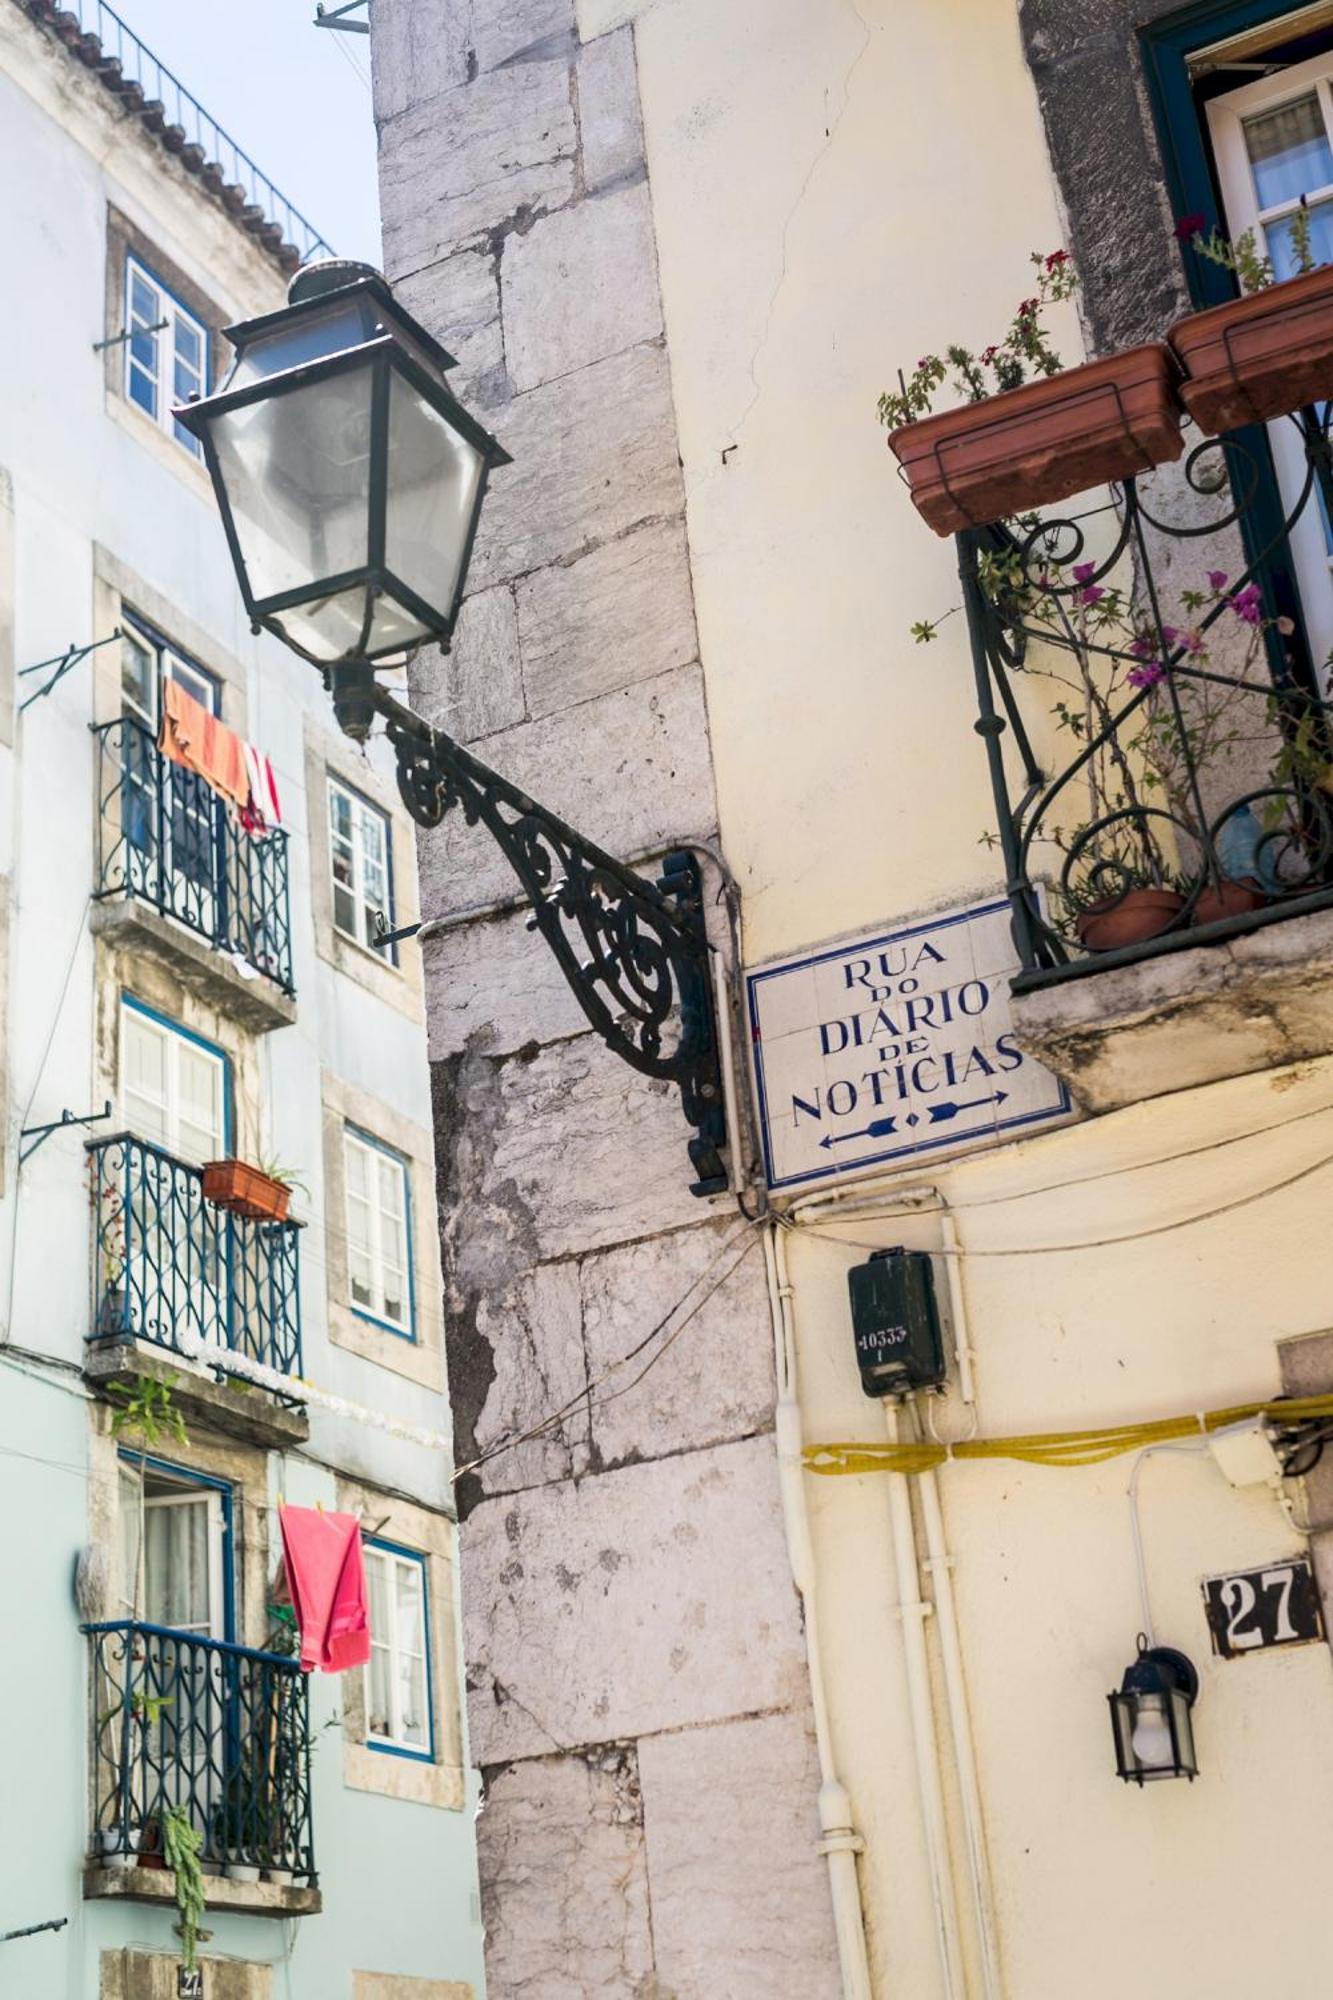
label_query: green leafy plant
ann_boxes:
[255,1157,309,1200]
[878,251,1079,430]
[1177,199,1318,294]
[108,1375,189,1452]
[163,1804,205,1973]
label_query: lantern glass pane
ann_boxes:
[269,583,377,662]
[384,370,485,628]
[1168,1686,1197,1777]
[208,367,373,607]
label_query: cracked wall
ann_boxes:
[372,1,839,1992]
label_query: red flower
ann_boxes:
[1174,212,1207,243]
[1044,249,1071,270]
[1017,297,1040,317]
[980,345,998,365]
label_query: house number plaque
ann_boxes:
[177,1971,202,1998]
[1201,1558,1324,1659]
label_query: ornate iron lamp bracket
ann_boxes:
[329,663,729,1197]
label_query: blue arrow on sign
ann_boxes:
[819,1115,898,1150]
[926,1090,1008,1124]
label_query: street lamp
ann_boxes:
[1108,1638,1199,1784]
[179,261,728,1196]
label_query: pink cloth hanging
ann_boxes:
[278,1506,371,1674]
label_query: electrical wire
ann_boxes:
[453,1221,762,1483]
[804,1390,1333,1477]
[789,1138,1333,1261]
[1127,1441,1210,1646]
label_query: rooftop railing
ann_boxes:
[86,1619,315,1882]
[958,402,1333,990]
[22,0,333,265]
[94,716,295,996]
[88,1133,303,1381]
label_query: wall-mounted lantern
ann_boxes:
[178,260,727,1194]
[1108,1638,1199,1784]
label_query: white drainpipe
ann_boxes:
[766,1223,874,2000]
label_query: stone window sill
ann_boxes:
[84,1863,321,1920]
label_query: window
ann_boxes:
[363,1541,432,1757]
[117,1457,232,1640]
[343,1127,412,1334]
[328,776,394,955]
[124,254,208,458]
[120,999,229,1166]
[1207,50,1333,682]
[120,619,219,731]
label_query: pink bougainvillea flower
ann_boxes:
[1231,583,1264,625]
[1072,563,1097,583]
[1127,661,1165,689]
[1207,569,1229,591]
[1127,634,1156,658]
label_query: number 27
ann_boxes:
[1221,1567,1298,1649]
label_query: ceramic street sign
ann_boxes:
[745,897,1071,1191]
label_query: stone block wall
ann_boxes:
[371,1,840,1992]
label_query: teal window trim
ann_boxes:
[344,1122,417,1342]
[116,1450,237,1643]
[1139,1,1328,695]
[363,1536,435,1763]
[119,992,235,1153]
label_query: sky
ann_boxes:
[110,0,381,264]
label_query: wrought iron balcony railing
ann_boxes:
[94,717,294,995]
[958,403,1333,990]
[85,1620,315,1881]
[88,1134,302,1379]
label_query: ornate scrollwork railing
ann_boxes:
[959,402,1333,988]
[85,1619,315,1881]
[94,717,295,995]
[87,1134,303,1378]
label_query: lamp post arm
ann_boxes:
[333,666,729,1197]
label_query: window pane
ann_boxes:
[121,632,156,721]
[177,1043,225,1163]
[143,1496,212,1633]
[123,1012,169,1144]
[1268,196,1333,280]
[128,363,157,419]
[368,1644,393,1737]
[398,1648,427,1747]
[174,317,201,370]
[130,269,159,325]
[395,1559,424,1655]
[1244,92,1333,208]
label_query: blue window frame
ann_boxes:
[1141,0,1330,694]
[120,994,234,1161]
[123,252,210,459]
[363,1538,434,1760]
[343,1124,415,1339]
[116,1451,236,1643]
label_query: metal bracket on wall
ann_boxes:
[332,663,729,1196]
[20,1101,113,1167]
[0,1918,68,1945]
[92,318,168,354]
[314,1,369,30]
[18,630,121,713]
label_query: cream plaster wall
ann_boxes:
[570,6,1333,1998]
[578,0,1081,966]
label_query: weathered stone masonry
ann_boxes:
[372,1,842,1992]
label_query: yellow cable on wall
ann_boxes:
[804,1392,1333,1476]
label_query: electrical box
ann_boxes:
[847,1248,947,1399]
[1207,1419,1284,1487]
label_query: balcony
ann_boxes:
[86,1134,307,1447]
[92,717,296,1033]
[83,1619,319,1918]
[956,405,1333,1111]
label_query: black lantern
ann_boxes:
[1108,1638,1199,1784]
[176,259,509,667]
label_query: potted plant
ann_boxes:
[880,252,1184,536]
[163,1804,206,1974]
[959,549,1328,950]
[89,1167,129,1336]
[201,1156,299,1223]
[1169,207,1333,434]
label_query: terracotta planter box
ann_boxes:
[1075,886,1184,953]
[888,344,1184,537]
[202,1159,292,1222]
[1191,877,1266,926]
[1169,265,1333,435]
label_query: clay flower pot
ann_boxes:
[1169,265,1333,435]
[1191,876,1267,927]
[202,1159,292,1222]
[1075,887,1185,953]
[888,344,1184,537]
